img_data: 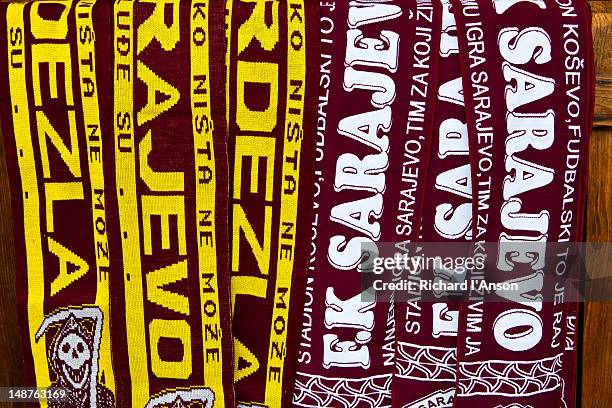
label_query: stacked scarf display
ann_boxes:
[0,1,594,408]
[0,1,235,407]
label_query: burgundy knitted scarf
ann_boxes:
[451,0,593,407]
[392,1,471,407]
[292,1,440,406]
[225,1,318,406]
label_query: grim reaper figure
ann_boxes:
[36,307,115,408]
[144,388,215,408]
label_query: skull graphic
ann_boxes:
[145,388,215,408]
[50,315,93,391]
[57,331,92,390]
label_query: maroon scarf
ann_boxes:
[292,1,438,406]
[225,1,318,406]
[391,0,453,407]
[451,0,593,407]
[0,3,121,407]
[392,1,470,407]
[105,1,235,406]
[559,2,594,406]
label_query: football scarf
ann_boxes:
[450,0,593,407]
[391,0,452,407]
[559,2,594,406]
[107,0,235,407]
[0,2,117,407]
[291,1,438,407]
[392,1,469,407]
[225,1,317,407]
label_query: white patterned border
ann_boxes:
[292,372,392,408]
